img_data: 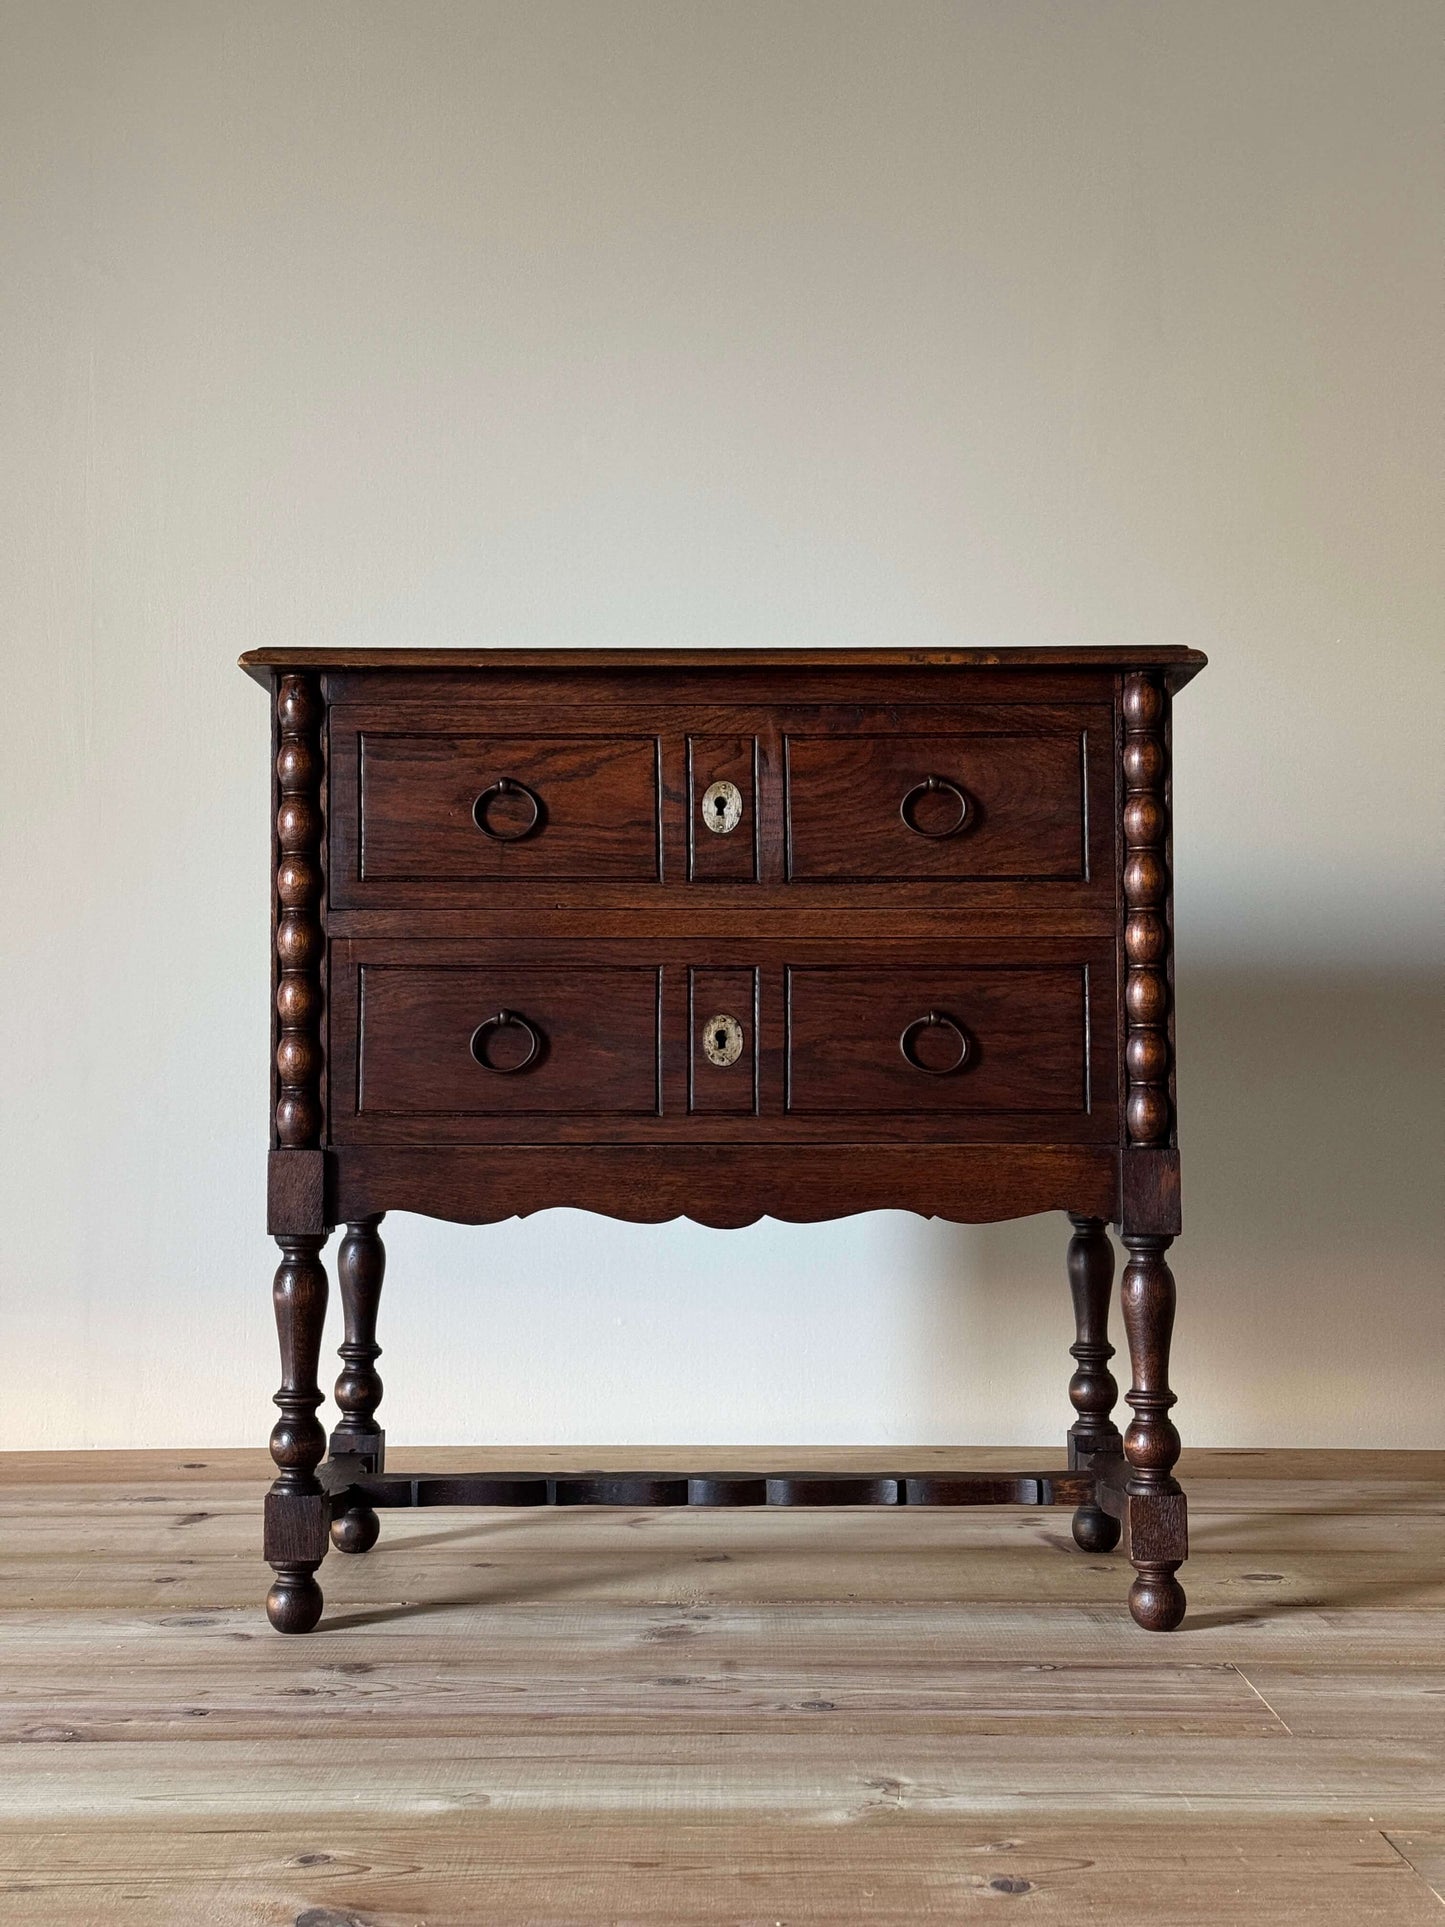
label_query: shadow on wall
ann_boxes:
[921,967,1445,1450]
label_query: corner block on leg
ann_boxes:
[1120,1233,1188,1631]
[265,1233,331,1632]
[1065,1213,1123,1553]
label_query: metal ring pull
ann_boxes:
[899,775,969,839]
[472,778,542,841]
[470,1009,541,1074]
[899,1010,970,1076]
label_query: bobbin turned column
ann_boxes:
[273,673,326,1155]
[1122,672,1173,1151]
[329,1215,387,1554]
[1065,1214,1122,1553]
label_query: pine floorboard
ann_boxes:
[1,1446,1441,1924]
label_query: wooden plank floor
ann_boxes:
[1,1446,1442,1924]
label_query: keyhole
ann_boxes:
[703,1012,742,1066]
[701,780,742,834]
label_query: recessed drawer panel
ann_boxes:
[786,965,1087,1113]
[785,733,1086,880]
[353,733,661,883]
[359,965,660,1116]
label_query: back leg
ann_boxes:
[329,1215,387,1554]
[1065,1213,1123,1553]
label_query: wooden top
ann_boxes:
[240,644,1207,690]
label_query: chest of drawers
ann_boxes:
[242,646,1206,1636]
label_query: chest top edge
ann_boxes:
[240,646,1208,696]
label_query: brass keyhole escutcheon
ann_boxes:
[701,780,743,835]
[702,1012,744,1067]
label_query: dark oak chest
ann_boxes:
[242,645,1205,1635]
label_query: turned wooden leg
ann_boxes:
[1065,1213,1122,1553]
[329,1215,386,1555]
[264,1234,330,1633]
[1120,1234,1187,1631]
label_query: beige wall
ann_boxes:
[2,1,1441,1450]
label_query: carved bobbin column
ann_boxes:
[1121,673,1172,1149]
[274,673,325,1152]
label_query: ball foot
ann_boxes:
[330,1504,380,1555]
[1071,1503,1122,1554]
[266,1568,324,1634]
[1128,1567,1186,1632]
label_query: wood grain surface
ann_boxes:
[782,727,1090,880]
[238,644,1209,682]
[2,1446,1440,1923]
[327,936,1117,1150]
[336,727,664,889]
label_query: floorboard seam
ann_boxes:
[1382,1831,1445,1909]
[1231,1664,1295,1736]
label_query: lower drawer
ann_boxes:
[328,937,1115,1144]
[786,965,1085,1113]
[356,965,661,1117]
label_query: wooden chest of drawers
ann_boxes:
[242,646,1205,1636]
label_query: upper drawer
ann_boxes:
[331,725,661,897]
[327,698,1110,907]
[784,732,1086,881]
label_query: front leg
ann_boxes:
[265,1233,330,1633]
[1120,1234,1187,1631]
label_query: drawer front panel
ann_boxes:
[329,938,1112,1144]
[358,965,661,1117]
[785,733,1087,880]
[786,965,1087,1114]
[348,731,661,885]
[329,698,1112,916]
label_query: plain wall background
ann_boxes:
[3,0,1441,1451]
